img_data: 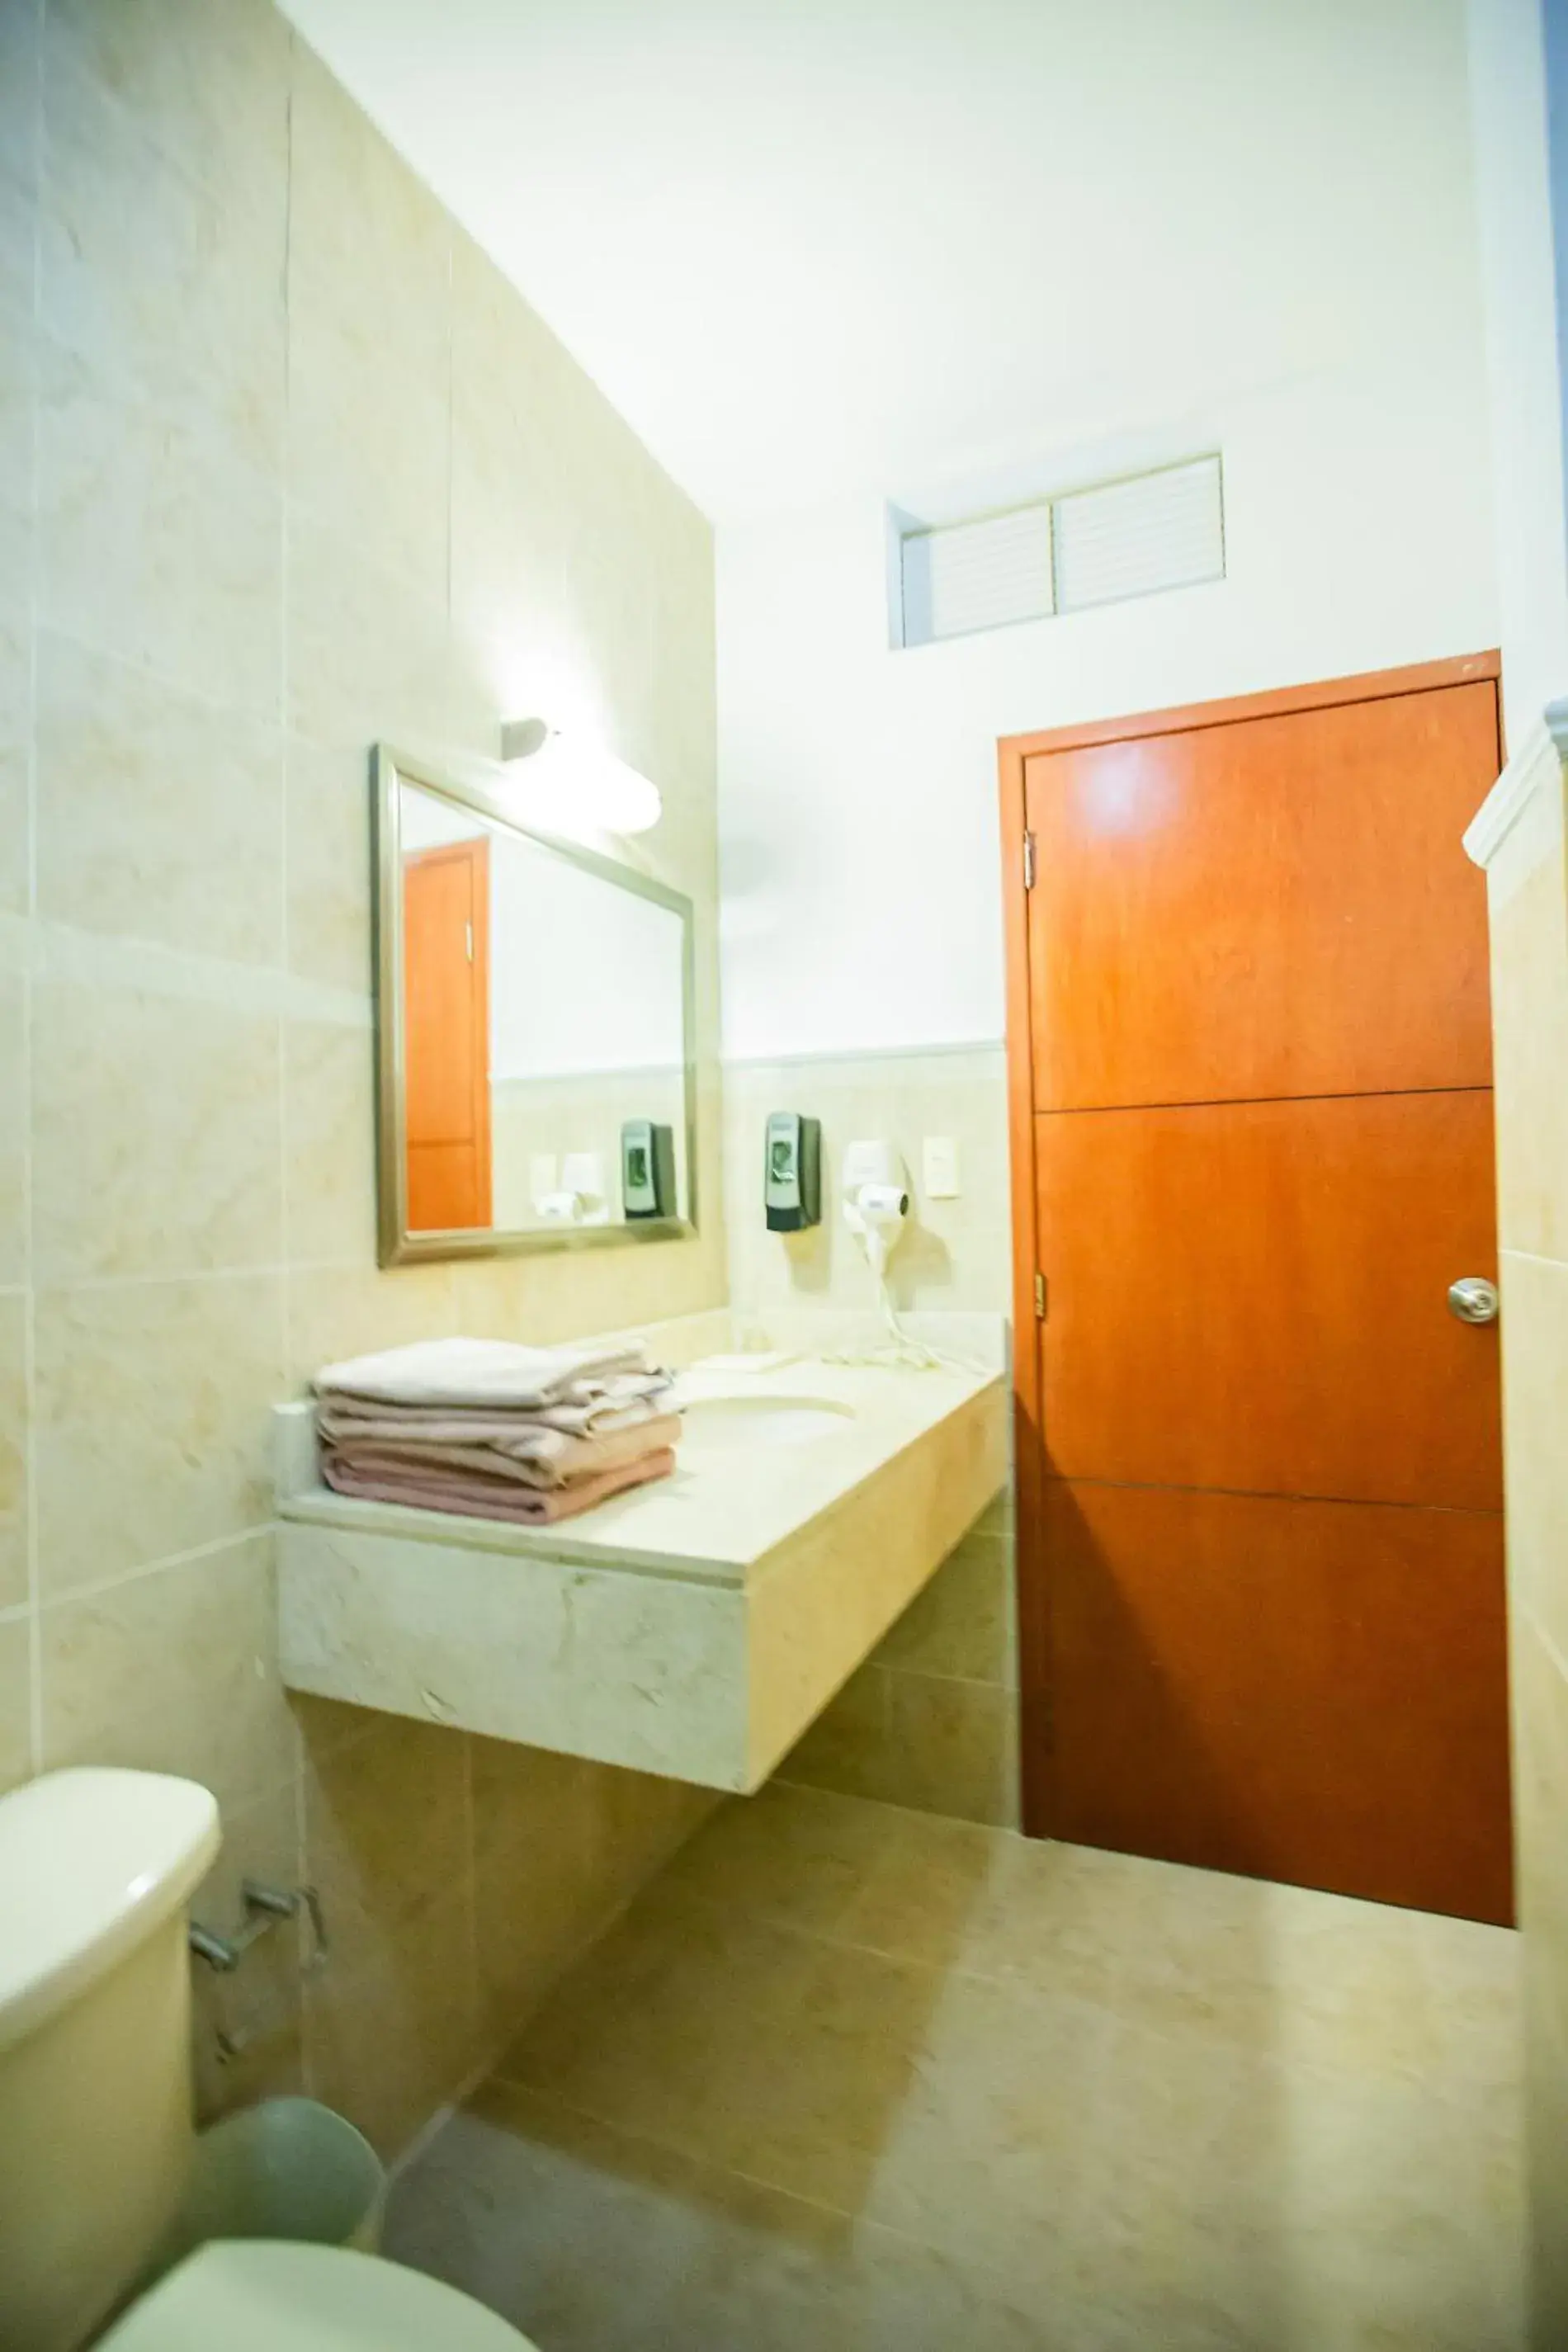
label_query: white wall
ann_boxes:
[488,841,684,1082]
[719,0,1504,1070]
[398,783,685,1079]
[720,349,1500,1060]
[1466,0,1568,741]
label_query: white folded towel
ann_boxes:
[314,1334,653,1413]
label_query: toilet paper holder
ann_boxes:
[190,1879,330,1976]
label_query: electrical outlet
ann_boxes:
[923,1136,961,1199]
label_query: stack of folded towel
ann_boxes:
[314,1335,680,1528]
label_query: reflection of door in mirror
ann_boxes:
[403,838,492,1230]
[377,749,697,1262]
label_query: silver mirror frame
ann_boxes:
[373,744,699,1268]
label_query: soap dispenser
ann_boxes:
[621,1120,677,1219]
[763,1112,821,1231]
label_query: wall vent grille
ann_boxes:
[897,454,1224,649]
[900,503,1056,645]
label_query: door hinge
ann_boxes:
[1034,1271,1046,1320]
[1023,831,1037,891]
[465,921,475,963]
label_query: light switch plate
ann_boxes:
[923,1136,961,1199]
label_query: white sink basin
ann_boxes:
[679,1395,857,1451]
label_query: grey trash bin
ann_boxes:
[169,2097,385,2259]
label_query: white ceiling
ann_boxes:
[279,0,1478,524]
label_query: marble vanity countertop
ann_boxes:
[276,1353,1004,1589]
[276,1338,1008,1790]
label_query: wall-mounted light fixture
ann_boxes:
[499,717,662,836]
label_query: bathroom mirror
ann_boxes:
[373,746,697,1266]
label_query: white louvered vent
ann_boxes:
[1053,456,1225,615]
[896,453,1224,649]
[900,503,1055,646]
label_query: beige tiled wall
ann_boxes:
[0,0,723,2158]
[780,1491,1020,1828]
[1481,735,1568,2348]
[723,1046,1012,1328]
[490,1066,687,1231]
[724,1046,1020,1827]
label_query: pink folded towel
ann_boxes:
[322,1447,678,1528]
[313,1338,681,1531]
[326,1412,685,1494]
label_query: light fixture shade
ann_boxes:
[500,719,662,835]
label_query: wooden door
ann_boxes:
[403,838,493,1230]
[1000,654,1512,1923]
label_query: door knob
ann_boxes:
[1447,1277,1499,1325]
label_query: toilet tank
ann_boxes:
[0,1769,220,2352]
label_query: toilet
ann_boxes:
[0,1766,532,2351]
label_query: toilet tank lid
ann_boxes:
[0,1768,220,2052]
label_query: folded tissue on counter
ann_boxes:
[314,1335,680,1527]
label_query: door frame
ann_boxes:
[997,649,1502,1839]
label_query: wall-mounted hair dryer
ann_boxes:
[832,1138,980,1377]
[841,1142,911,1287]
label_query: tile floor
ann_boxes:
[387,1782,1524,2350]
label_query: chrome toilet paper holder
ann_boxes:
[190,1879,329,1976]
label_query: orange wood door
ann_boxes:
[1001,655,1511,1924]
[403,838,492,1231]
[1027,683,1497,1111]
[1043,1482,1513,1922]
[1037,1091,1503,1510]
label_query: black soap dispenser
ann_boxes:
[764,1112,821,1231]
[621,1120,677,1219]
